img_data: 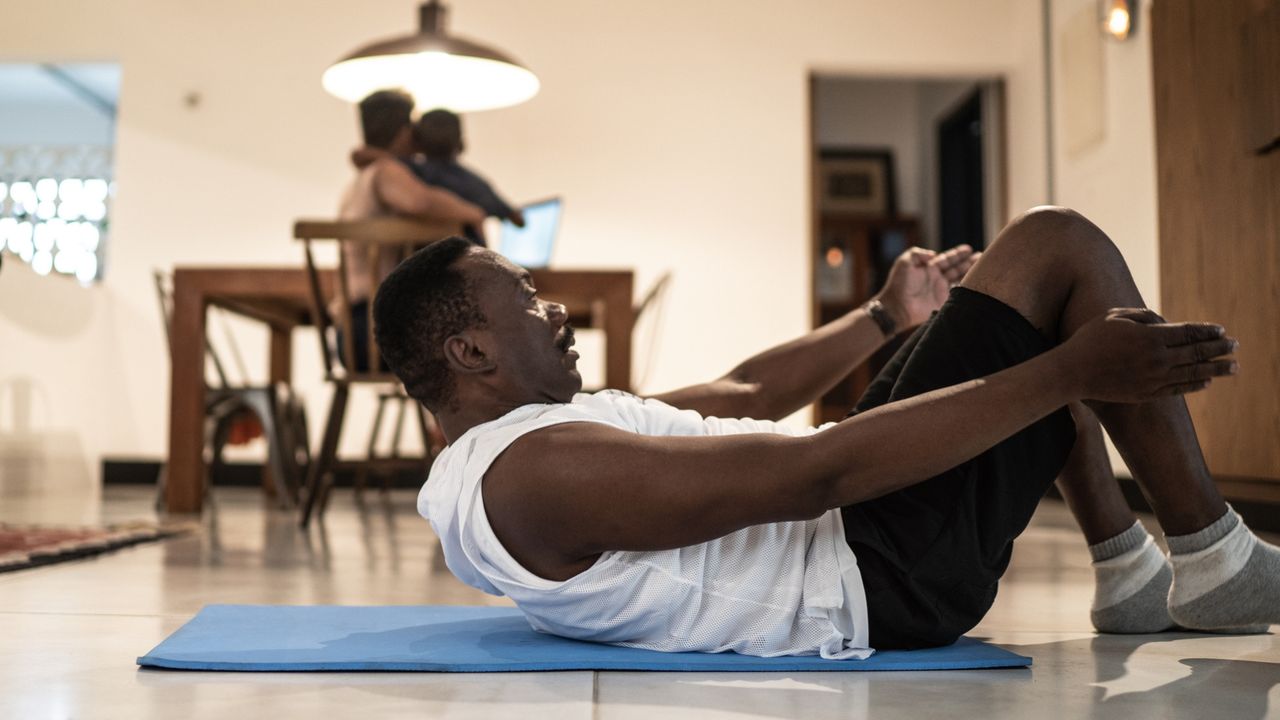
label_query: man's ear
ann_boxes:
[442,331,495,375]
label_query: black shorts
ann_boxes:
[841,287,1076,650]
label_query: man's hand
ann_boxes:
[351,145,395,169]
[876,245,980,330]
[1061,309,1239,403]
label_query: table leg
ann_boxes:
[263,325,294,496]
[269,326,292,385]
[166,273,207,513]
[602,278,634,393]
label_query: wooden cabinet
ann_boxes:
[1152,0,1280,490]
[811,215,920,425]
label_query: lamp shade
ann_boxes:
[322,1,539,112]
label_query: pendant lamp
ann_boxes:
[322,0,539,112]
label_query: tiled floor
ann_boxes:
[1,484,1276,719]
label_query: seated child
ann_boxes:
[409,109,524,246]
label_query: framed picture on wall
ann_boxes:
[818,148,897,216]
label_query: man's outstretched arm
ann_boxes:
[652,245,978,421]
[485,312,1237,581]
[371,158,486,225]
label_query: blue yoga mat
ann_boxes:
[137,605,1030,672]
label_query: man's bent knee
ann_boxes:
[957,207,1091,337]
[993,206,1118,261]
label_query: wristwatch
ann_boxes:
[861,298,898,339]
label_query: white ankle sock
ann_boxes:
[1091,524,1168,611]
[1167,508,1255,608]
[1166,505,1279,631]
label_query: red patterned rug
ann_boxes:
[0,522,192,573]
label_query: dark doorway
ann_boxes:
[807,75,1005,425]
[937,89,985,250]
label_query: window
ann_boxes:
[0,64,119,285]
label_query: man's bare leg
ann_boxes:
[962,207,1226,531]
[962,206,1275,631]
[1059,402,1174,633]
[1056,403,1134,544]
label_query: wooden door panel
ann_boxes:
[1153,0,1280,481]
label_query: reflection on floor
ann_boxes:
[0,485,1275,719]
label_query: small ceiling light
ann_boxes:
[322,0,539,112]
[1100,0,1138,41]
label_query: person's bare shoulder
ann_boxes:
[482,423,602,581]
[369,155,408,178]
[480,421,824,581]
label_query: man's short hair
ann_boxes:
[359,89,415,149]
[374,237,486,412]
[415,108,463,160]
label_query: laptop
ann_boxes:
[498,197,561,269]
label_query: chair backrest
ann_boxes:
[293,217,462,381]
[633,270,672,321]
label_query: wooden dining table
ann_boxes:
[165,265,634,513]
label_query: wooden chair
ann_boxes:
[294,217,461,527]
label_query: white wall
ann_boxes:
[0,0,1051,486]
[1049,0,1159,307]
[814,78,924,216]
[1005,0,1054,221]
[915,80,984,247]
[1047,0,1159,476]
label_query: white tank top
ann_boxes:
[419,390,873,660]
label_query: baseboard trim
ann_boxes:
[101,458,426,490]
[105,458,1280,531]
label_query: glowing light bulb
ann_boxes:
[48,218,69,250]
[33,223,54,252]
[10,182,35,212]
[825,246,846,268]
[58,178,83,201]
[32,249,53,275]
[35,178,58,202]
[1107,8,1130,37]
[84,178,109,202]
[79,223,101,252]
[14,221,34,252]
[58,199,82,220]
[1101,0,1134,40]
[75,253,99,284]
[322,52,539,112]
[54,248,78,274]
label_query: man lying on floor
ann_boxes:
[372,206,1278,659]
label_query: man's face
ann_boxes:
[459,250,582,404]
